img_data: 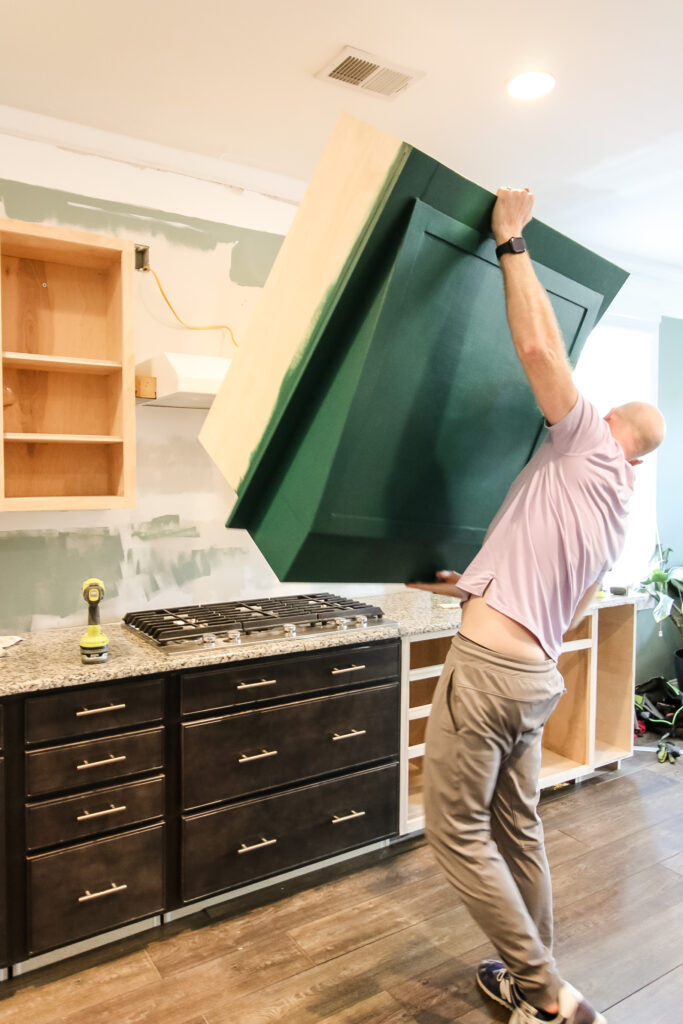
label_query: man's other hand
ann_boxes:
[406,570,464,598]
[492,187,534,245]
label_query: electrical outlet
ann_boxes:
[135,244,150,270]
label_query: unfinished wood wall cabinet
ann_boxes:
[399,600,638,835]
[0,219,136,510]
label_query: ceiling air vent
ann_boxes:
[316,47,424,99]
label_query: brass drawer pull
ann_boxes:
[236,678,277,691]
[76,803,127,822]
[76,753,127,771]
[76,702,126,717]
[330,664,366,675]
[332,810,366,824]
[238,748,278,764]
[332,728,367,741]
[78,881,128,903]
[238,837,277,855]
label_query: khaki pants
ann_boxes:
[424,632,565,1007]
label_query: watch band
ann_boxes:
[495,236,527,259]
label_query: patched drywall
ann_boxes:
[0,169,298,632]
[0,402,316,633]
[0,178,283,288]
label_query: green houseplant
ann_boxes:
[640,545,683,684]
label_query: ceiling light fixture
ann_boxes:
[507,71,556,100]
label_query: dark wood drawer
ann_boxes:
[180,640,399,715]
[26,775,165,851]
[182,682,399,809]
[27,823,165,955]
[182,762,398,902]
[0,757,7,966]
[25,677,164,744]
[26,727,165,798]
[0,703,3,751]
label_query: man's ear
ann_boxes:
[629,458,643,467]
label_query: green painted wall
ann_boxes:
[0,179,283,288]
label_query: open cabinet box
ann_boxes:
[400,600,639,835]
[0,218,136,510]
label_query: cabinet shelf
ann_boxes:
[540,750,591,787]
[4,433,124,445]
[4,433,124,444]
[0,217,136,510]
[560,638,593,653]
[2,352,122,375]
[408,664,446,682]
[592,740,631,768]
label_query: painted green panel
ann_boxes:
[229,151,627,583]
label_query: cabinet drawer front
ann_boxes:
[26,728,165,798]
[182,763,398,902]
[26,775,165,851]
[28,824,164,955]
[0,758,6,967]
[26,678,164,744]
[182,682,399,809]
[181,640,400,714]
[0,704,3,751]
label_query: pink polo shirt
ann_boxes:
[457,393,634,661]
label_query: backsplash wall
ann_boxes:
[0,160,397,634]
[0,405,325,633]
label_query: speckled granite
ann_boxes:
[0,589,646,697]
[0,618,402,697]
[370,591,462,637]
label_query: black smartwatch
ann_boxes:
[495,236,527,259]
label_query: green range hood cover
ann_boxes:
[200,115,627,583]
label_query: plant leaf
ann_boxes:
[653,593,674,622]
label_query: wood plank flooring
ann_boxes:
[1,749,682,1024]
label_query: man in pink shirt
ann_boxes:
[410,188,665,1024]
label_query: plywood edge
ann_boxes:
[0,216,135,258]
[199,113,409,492]
[0,494,133,511]
[120,245,137,506]
[0,325,4,500]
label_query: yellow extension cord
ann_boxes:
[142,265,238,348]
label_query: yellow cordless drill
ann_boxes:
[80,578,109,664]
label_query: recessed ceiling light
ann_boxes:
[507,71,556,100]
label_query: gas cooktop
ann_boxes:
[123,593,388,653]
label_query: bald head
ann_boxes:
[605,402,666,462]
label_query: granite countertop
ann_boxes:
[0,589,646,698]
[0,591,461,697]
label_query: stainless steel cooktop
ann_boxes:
[123,593,388,653]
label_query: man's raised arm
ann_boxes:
[492,188,578,425]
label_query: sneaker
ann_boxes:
[477,959,524,1010]
[509,981,607,1024]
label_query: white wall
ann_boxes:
[0,131,399,634]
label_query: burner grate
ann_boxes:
[123,593,385,648]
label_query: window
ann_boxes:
[573,317,660,586]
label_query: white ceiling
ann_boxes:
[2,0,682,312]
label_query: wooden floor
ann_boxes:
[2,748,683,1024]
